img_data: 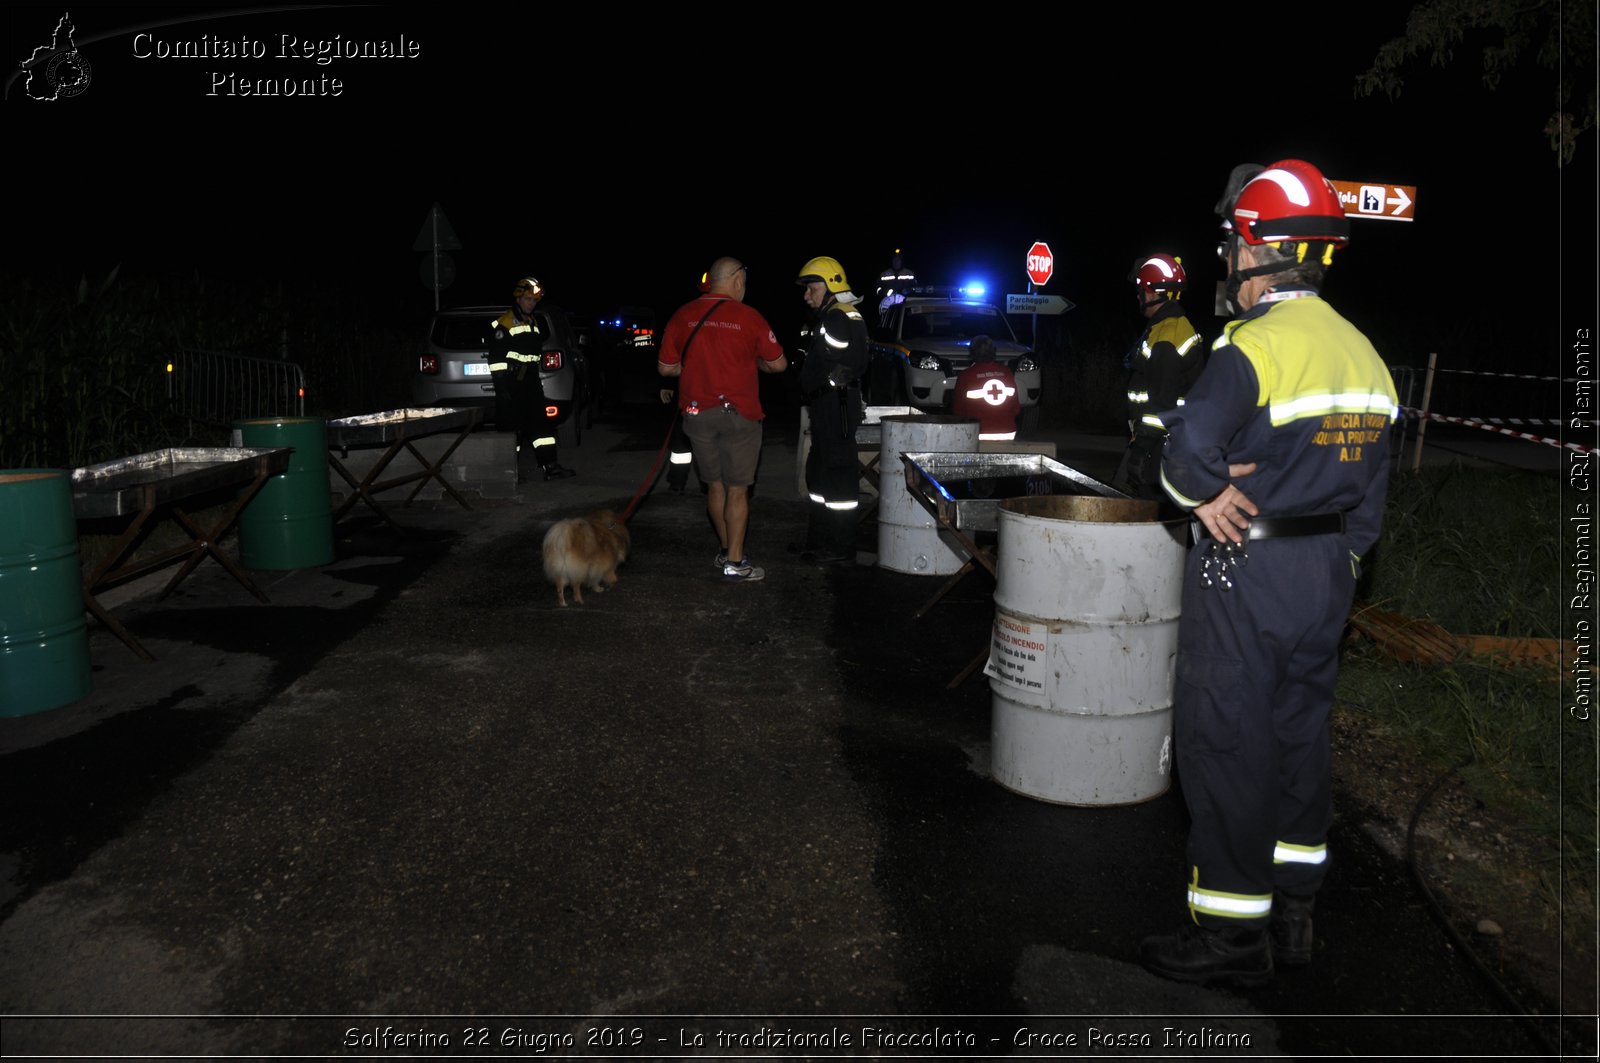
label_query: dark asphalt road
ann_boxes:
[0,407,1579,1059]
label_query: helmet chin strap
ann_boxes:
[1138,288,1171,315]
[1223,239,1295,315]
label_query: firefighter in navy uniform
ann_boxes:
[1139,160,1399,986]
[1113,253,1204,501]
[488,276,574,483]
[796,256,870,565]
[875,248,916,324]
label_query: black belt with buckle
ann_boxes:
[1192,512,1345,544]
[1245,513,1345,539]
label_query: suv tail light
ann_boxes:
[418,354,439,375]
[542,351,563,370]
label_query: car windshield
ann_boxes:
[902,307,1015,343]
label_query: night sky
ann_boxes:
[6,3,1595,361]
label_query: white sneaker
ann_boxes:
[722,559,764,582]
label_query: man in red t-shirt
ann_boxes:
[952,335,1021,440]
[658,257,788,582]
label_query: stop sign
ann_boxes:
[1025,241,1053,286]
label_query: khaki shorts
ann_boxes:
[682,406,762,487]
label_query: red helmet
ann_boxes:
[1131,253,1187,295]
[1230,159,1349,247]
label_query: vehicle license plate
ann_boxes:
[463,362,490,377]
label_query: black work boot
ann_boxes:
[515,445,536,485]
[1270,892,1315,967]
[1140,923,1274,987]
[542,462,576,481]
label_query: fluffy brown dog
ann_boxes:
[542,510,630,606]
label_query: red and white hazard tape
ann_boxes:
[1401,407,1598,456]
[1431,367,1577,384]
[1479,416,1565,428]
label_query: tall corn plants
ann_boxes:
[0,269,423,470]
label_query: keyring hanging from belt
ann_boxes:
[1199,540,1248,591]
[1194,511,1346,591]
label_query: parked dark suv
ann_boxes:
[412,305,587,432]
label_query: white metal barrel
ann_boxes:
[986,496,1186,805]
[877,415,979,575]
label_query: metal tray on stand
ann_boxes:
[71,447,291,519]
[899,451,1126,532]
[325,406,482,452]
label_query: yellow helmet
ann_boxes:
[795,256,850,294]
[512,276,543,298]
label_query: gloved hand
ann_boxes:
[660,389,675,404]
[826,364,854,390]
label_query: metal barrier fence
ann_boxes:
[165,349,306,429]
[1394,353,1596,469]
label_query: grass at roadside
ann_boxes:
[1336,465,1594,949]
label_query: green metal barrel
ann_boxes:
[232,417,335,570]
[0,469,91,717]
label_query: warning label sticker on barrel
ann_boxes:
[985,614,1048,692]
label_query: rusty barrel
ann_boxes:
[987,495,1185,805]
[877,415,979,575]
[0,469,91,716]
[231,417,335,570]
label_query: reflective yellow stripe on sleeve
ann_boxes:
[1159,466,1204,509]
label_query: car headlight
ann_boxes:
[1015,355,1038,372]
[913,353,943,372]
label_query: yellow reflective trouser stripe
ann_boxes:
[488,362,509,372]
[1139,415,1165,430]
[979,431,1016,440]
[1188,868,1272,921]
[1273,841,1328,865]
[669,452,693,465]
[531,436,556,448]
